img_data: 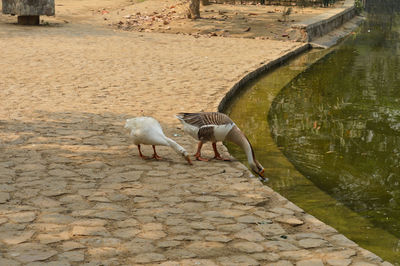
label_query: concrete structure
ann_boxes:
[2,0,54,25]
[292,0,357,42]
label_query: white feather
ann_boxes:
[125,117,188,156]
[182,122,200,139]
[211,123,235,141]
[175,115,199,139]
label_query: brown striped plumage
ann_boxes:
[177,112,234,127]
[197,126,215,142]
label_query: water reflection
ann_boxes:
[268,6,400,237]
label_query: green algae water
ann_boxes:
[225,1,400,264]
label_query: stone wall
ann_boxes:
[218,44,311,112]
[291,0,356,41]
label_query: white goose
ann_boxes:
[176,112,264,178]
[125,117,192,165]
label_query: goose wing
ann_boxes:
[177,112,235,142]
[177,112,234,127]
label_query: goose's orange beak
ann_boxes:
[258,169,265,178]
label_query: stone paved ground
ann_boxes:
[0,2,395,265]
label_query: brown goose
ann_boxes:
[176,112,264,178]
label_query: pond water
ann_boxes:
[225,0,400,263]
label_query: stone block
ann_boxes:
[2,0,54,16]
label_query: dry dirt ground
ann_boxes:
[105,0,343,41]
[2,0,342,40]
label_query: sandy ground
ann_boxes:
[0,0,393,265]
[0,0,310,125]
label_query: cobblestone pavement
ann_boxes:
[0,14,394,266]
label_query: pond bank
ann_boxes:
[224,46,400,265]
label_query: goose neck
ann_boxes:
[227,127,255,164]
[165,137,188,156]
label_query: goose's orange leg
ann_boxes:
[152,145,162,160]
[137,145,149,160]
[194,142,209,161]
[212,142,231,161]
